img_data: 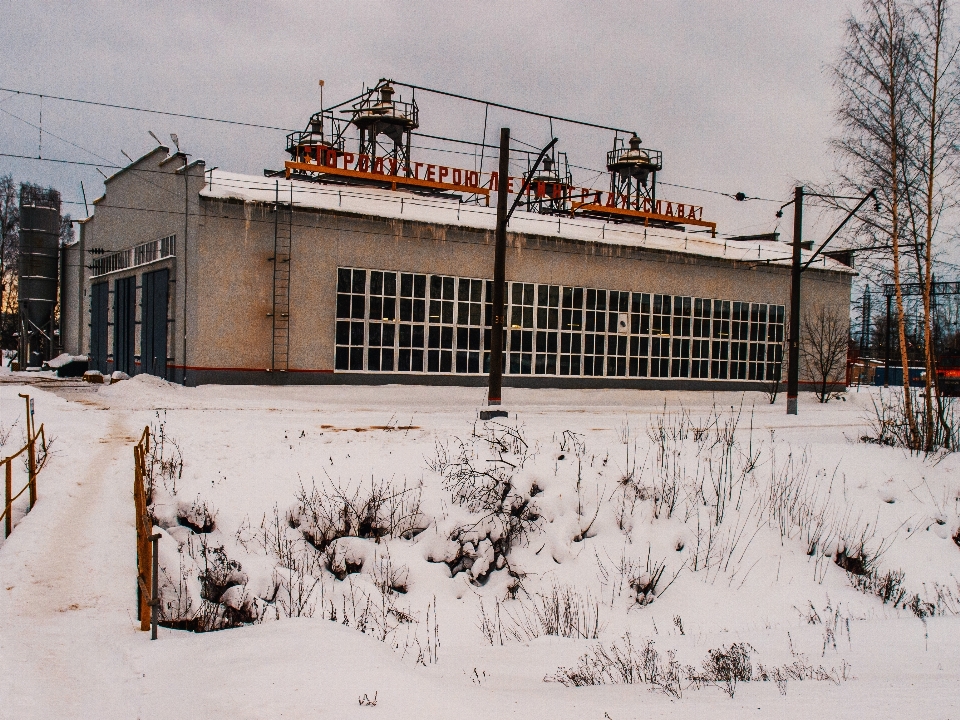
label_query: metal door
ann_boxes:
[90,281,109,373]
[114,275,136,375]
[141,269,169,379]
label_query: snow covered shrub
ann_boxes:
[502,584,601,641]
[155,532,260,632]
[629,556,667,606]
[195,539,253,628]
[437,422,533,520]
[255,508,320,618]
[686,643,754,698]
[290,478,426,553]
[143,412,184,504]
[157,549,201,628]
[372,550,409,595]
[552,636,851,698]
[847,566,946,618]
[177,496,216,534]
[643,403,759,527]
[478,598,505,645]
[754,655,854,691]
[851,568,908,605]
[597,548,674,607]
[548,634,682,697]
[431,421,542,580]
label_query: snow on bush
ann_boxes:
[135,397,960,687]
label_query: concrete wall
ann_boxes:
[67,159,851,387]
[71,147,205,378]
[186,197,851,387]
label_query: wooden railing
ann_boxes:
[133,425,153,632]
[1,393,47,539]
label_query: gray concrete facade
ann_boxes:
[64,148,853,389]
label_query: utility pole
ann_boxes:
[482,128,511,419]
[785,187,875,414]
[481,129,557,420]
[786,186,803,415]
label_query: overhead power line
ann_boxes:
[0,86,295,132]
[0,85,787,209]
[388,79,636,136]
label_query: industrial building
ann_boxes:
[61,81,853,389]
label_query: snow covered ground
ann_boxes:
[0,374,958,719]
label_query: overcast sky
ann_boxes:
[0,1,857,239]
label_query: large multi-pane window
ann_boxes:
[748,303,768,380]
[398,272,426,372]
[535,285,560,375]
[333,266,785,382]
[650,294,671,377]
[711,300,731,379]
[559,287,583,376]
[482,280,506,373]
[671,296,692,378]
[367,271,397,371]
[730,301,750,380]
[607,291,629,377]
[691,298,712,379]
[766,305,785,381]
[509,283,535,374]
[628,292,650,378]
[456,278,483,373]
[335,268,366,370]
[427,275,455,372]
[583,289,607,376]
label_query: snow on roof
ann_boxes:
[200,170,852,274]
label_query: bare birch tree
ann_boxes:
[834,0,921,445]
[908,0,960,449]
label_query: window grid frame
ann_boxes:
[333,266,785,383]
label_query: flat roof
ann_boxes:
[200,170,853,274]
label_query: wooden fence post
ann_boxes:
[19,393,36,509]
[4,461,10,538]
[27,432,36,510]
[134,428,152,631]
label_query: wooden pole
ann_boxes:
[27,431,36,510]
[4,461,10,538]
[19,394,32,445]
[134,430,152,631]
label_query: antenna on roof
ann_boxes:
[170,133,180,152]
[319,79,324,111]
[120,149,134,163]
[147,130,162,146]
[80,181,89,216]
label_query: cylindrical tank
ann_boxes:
[607,134,658,186]
[18,185,61,366]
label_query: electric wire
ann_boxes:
[387,79,636,135]
[0,86,295,132]
[0,85,781,208]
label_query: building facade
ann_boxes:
[62,147,853,389]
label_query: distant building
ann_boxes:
[61,145,852,389]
